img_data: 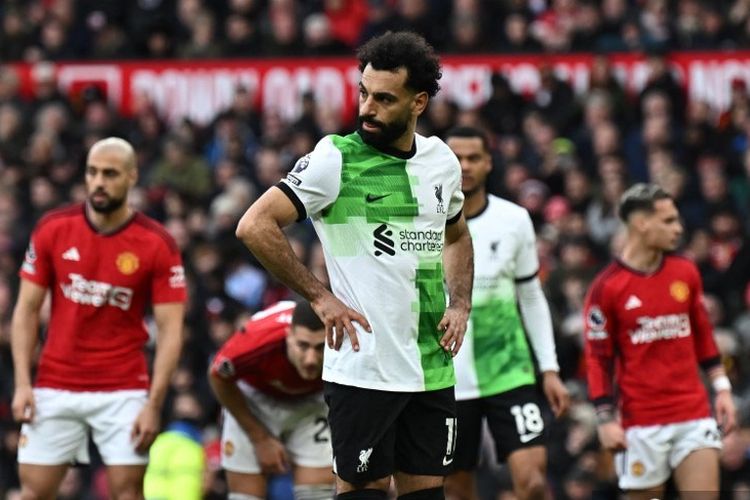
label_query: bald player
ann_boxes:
[11,137,187,499]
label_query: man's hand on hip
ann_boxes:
[312,292,371,352]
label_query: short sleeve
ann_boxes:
[19,225,53,288]
[151,238,187,304]
[279,136,343,220]
[446,151,464,223]
[514,210,539,280]
[209,323,258,381]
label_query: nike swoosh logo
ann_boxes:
[519,432,541,444]
[443,456,454,466]
[366,193,391,203]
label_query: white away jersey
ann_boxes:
[454,195,538,400]
[279,132,463,392]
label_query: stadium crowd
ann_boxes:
[1,0,750,498]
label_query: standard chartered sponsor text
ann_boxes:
[398,229,444,252]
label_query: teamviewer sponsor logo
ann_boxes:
[629,313,690,344]
[60,273,134,310]
[373,224,395,256]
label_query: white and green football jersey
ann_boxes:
[279,132,464,392]
[453,195,538,400]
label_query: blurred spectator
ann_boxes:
[497,11,543,52]
[532,66,578,135]
[149,135,212,201]
[143,391,206,500]
[480,74,525,137]
[532,0,580,52]
[262,0,304,56]
[0,7,32,61]
[224,13,262,57]
[571,0,603,51]
[358,0,403,45]
[446,10,485,53]
[395,0,447,50]
[179,11,224,59]
[639,0,673,48]
[302,13,350,56]
[322,0,368,48]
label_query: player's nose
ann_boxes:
[360,96,376,116]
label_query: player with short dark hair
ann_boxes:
[236,31,474,499]
[584,182,736,499]
[444,126,569,500]
[11,137,187,499]
[209,300,333,500]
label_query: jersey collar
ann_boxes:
[83,203,137,236]
[615,255,666,276]
[357,131,417,159]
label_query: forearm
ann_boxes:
[585,352,615,410]
[10,308,40,388]
[443,229,473,309]
[517,278,559,372]
[208,374,270,442]
[149,316,184,409]
[238,216,328,303]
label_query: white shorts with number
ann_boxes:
[615,417,722,490]
[18,388,149,466]
[221,383,332,474]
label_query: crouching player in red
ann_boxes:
[209,300,334,500]
[583,183,737,499]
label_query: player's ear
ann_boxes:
[630,212,648,232]
[412,91,428,116]
[129,167,138,187]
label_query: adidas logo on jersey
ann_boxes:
[624,295,642,310]
[62,247,80,261]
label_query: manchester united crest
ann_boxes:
[669,281,689,302]
[631,461,645,477]
[116,252,139,275]
[224,440,235,457]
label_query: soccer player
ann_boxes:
[11,137,186,499]
[236,31,473,499]
[208,300,334,500]
[443,127,570,500]
[583,183,737,499]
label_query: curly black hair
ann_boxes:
[357,31,442,97]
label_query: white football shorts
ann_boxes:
[18,388,149,466]
[614,417,722,490]
[221,383,332,474]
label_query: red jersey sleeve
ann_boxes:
[19,223,53,288]
[583,268,617,408]
[686,261,721,369]
[151,238,187,304]
[210,325,260,382]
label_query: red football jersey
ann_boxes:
[583,255,720,428]
[210,301,323,400]
[20,204,187,391]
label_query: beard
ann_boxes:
[89,191,126,214]
[357,114,409,148]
